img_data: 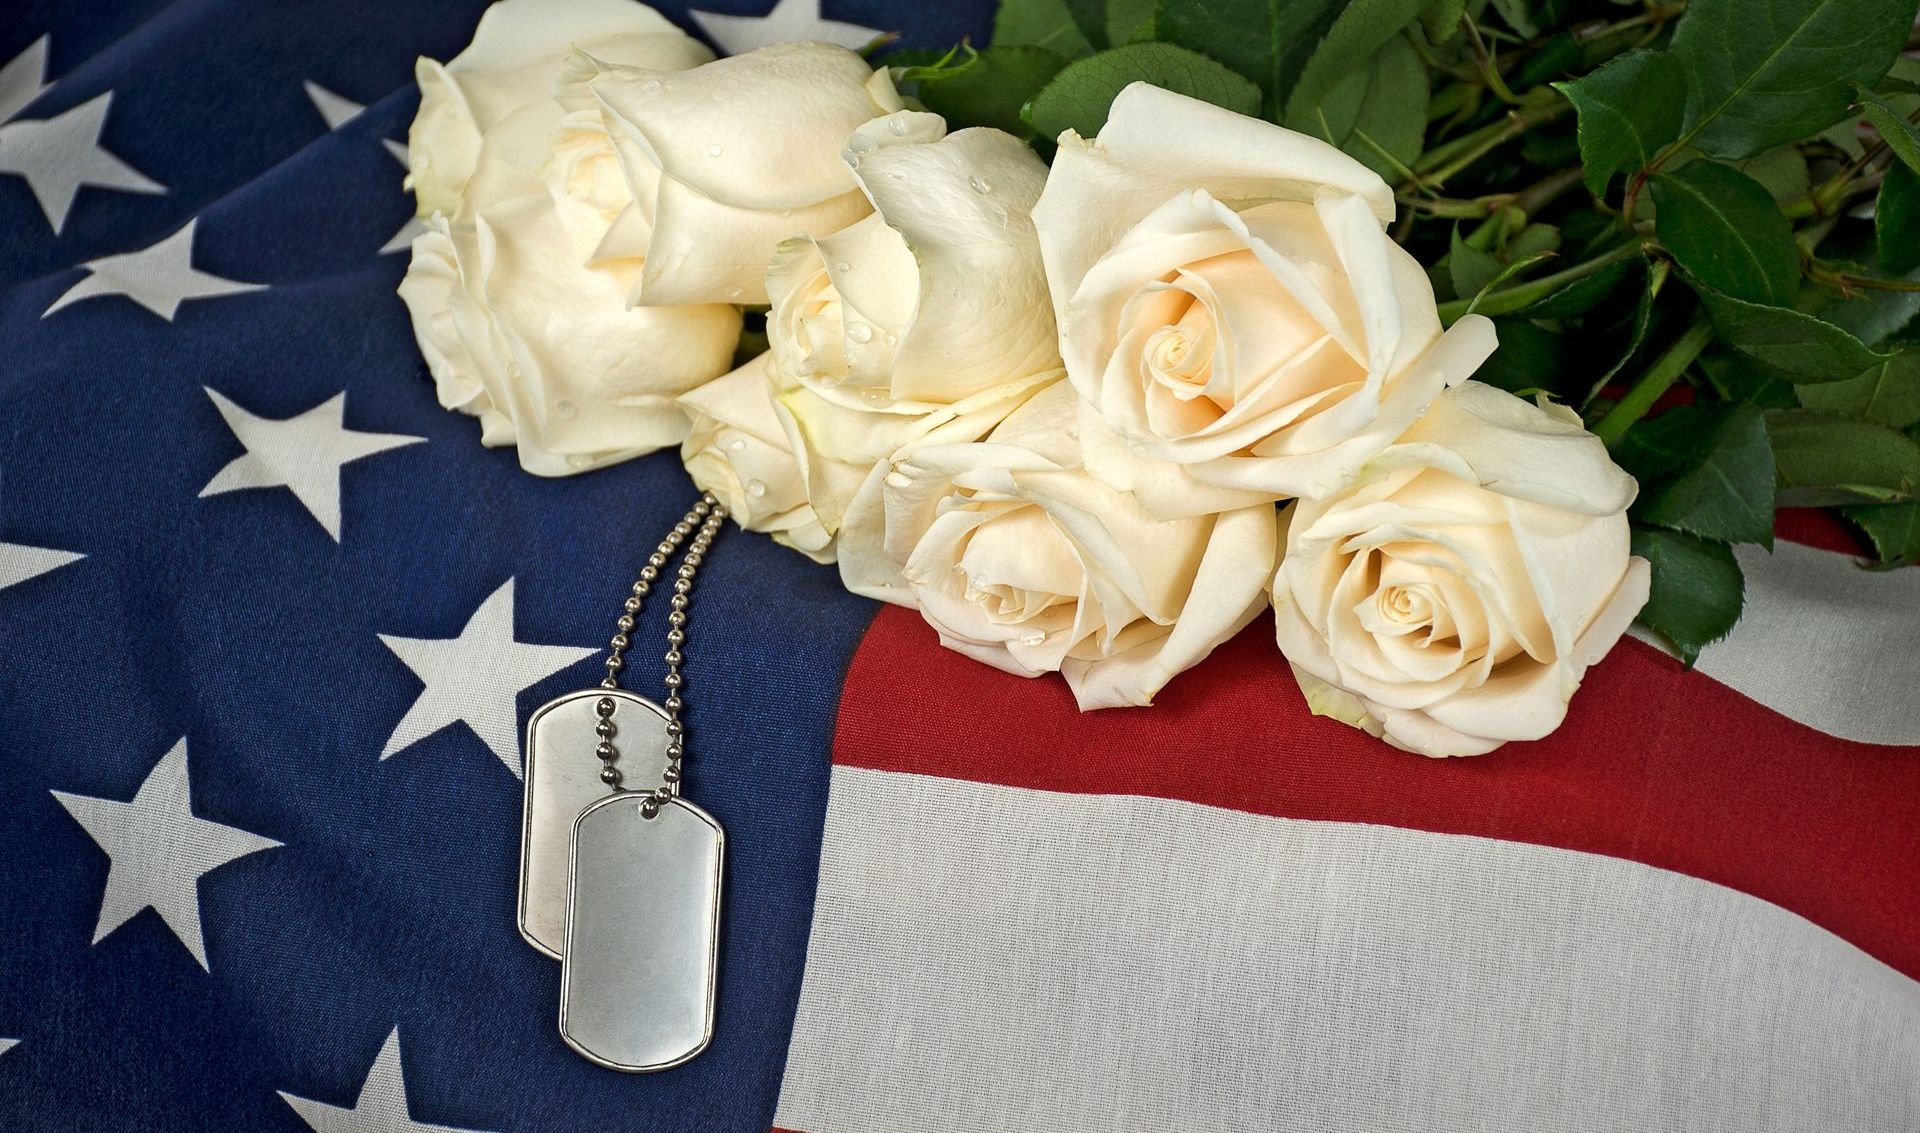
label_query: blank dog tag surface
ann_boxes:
[559,794,723,1072]
[519,690,669,958]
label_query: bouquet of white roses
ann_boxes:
[398,0,1920,757]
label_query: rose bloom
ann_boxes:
[840,383,1278,709]
[1272,381,1650,757]
[579,41,905,305]
[399,97,739,475]
[679,112,1062,561]
[407,0,711,218]
[1033,82,1497,518]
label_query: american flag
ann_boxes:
[2,2,1917,1131]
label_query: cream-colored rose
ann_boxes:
[1272,381,1651,757]
[738,111,1063,556]
[399,100,739,475]
[1033,82,1498,519]
[580,42,905,306]
[679,353,838,562]
[407,0,711,218]
[840,382,1278,709]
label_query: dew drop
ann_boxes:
[968,175,991,194]
[728,438,747,453]
[883,331,898,345]
[747,479,768,498]
[643,80,662,93]
[887,118,908,136]
[846,322,873,344]
[707,143,724,157]
[555,399,578,421]
[833,260,851,274]
[724,285,743,300]
[842,150,861,169]
[1021,630,1046,646]
[860,388,891,406]
[567,453,594,470]
[779,209,793,218]
[848,133,876,154]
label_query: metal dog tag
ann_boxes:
[518,689,669,957]
[559,794,723,1072]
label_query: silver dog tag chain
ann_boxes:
[520,492,728,1072]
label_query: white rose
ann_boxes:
[704,111,1062,557]
[398,100,740,475]
[1033,82,1498,518]
[581,42,905,305]
[840,382,1278,710]
[1272,381,1651,757]
[679,353,839,562]
[407,0,711,218]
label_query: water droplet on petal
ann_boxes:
[724,285,743,300]
[707,143,724,157]
[968,175,991,194]
[567,453,594,470]
[728,438,747,453]
[889,117,908,135]
[842,151,861,169]
[1022,630,1046,646]
[860,388,891,407]
[555,399,578,420]
[883,332,898,345]
[833,260,851,274]
[643,80,662,93]
[848,133,876,154]
[779,209,793,218]
[846,322,873,344]
[747,479,768,498]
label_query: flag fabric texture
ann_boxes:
[1,3,1917,1131]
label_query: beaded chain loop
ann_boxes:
[590,492,727,818]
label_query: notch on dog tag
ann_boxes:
[560,794,723,1072]
[519,690,670,957]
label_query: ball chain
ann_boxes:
[590,492,727,820]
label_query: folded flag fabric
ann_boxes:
[0,3,1915,1132]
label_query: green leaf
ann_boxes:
[1735,145,1811,202]
[1690,279,1891,382]
[1581,258,1665,407]
[1630,527,1746,666]
[1552,49,1685,197]
[1855,82,1920,175]
[1518,259,1635,319]
[1312,32,1428,178]
[1281,0,1431,133]
[1152,0,1346,109]
[1418,0,1467,44]
[1107,0,1157,42]
[909,46,1068,137]
[1624,403,1778,546]
[1510,31,1583,91]
[1473,318,1567,396]
[1765,409,1920,505]
[1448,226,1504,302]
[1025,43,1262,141]
[1489,0,1538,38]
[1667,0,1919,160]
[1651,161,1800,307]
[1702,352,1800,409]
[1842,501,1920,566]
[1878,160,1920,277]
[1796,351,1920,428]
[994,0,1095,57]
[1065,0,1110,48]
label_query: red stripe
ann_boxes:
[834,606,1920,981]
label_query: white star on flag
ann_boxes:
[379,579,597,778]
[279,1028,492,1133]
[0,90,164,233]
[0,34,52,123]
[50,738,281,971]
[0,1039,16,1058]
[0,537,82,592]
[303,80,364,130]
[380,216,427,256]
[690,0,883,53]
[44,218,264,320]
[199,387,424,542]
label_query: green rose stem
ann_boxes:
[1590,316,1715,447]
[1408,98,1568,191]
[1436,236,1655,322]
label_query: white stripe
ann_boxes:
[776,767,1920,1133]
[1631,541,1920,746]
